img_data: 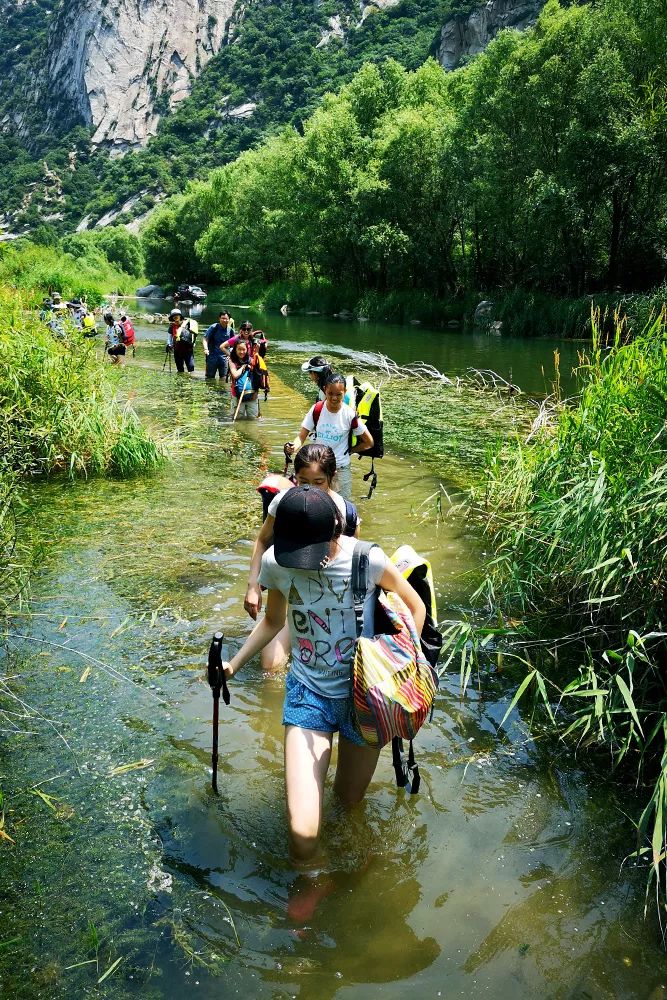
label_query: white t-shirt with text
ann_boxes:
[259,536,386,699]
[301,403,366,470]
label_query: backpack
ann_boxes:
[251,353,270,396]
[178,319,198,344]
[389,545,444,792]
[350,541,439,794]
[349,379,384,459]
[121,319,135,345]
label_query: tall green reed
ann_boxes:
[0,286,163,612]
[0,288,163,479]
[460,309,667,921]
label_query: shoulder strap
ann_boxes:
[344,498,357,536]
[345,374,356,407]
[313,400,325,428]
[351,541,377,637]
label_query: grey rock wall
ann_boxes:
[44,0,236,152]
[437,0,545,71]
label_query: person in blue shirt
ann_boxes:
[203,311,233,380]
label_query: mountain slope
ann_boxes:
[0,0,521,235]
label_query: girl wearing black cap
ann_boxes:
[245,444,360,671]
[222,484,425,864]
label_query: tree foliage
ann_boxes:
[144,0,667,298]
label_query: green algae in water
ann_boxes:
[0,367,261,998]
[268,351,537,491]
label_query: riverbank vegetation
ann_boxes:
[462,311,667,901]
[0,229,144,306]
[0,287,162,612]
[142,0,667,332]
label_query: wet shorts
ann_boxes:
[282,673,365,746]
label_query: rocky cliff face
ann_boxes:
[43,0,237,152]
[437,0,545,70]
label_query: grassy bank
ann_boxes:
[0,286,163,612]
[0,236,143,307]
[462,311,667,902]
[211,277,667,339]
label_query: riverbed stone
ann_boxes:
[474,300,495,325]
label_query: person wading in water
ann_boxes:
[286,373,373,500]
[220,484,425,863]
[301,356,334,401]
[245,443,360,671]
[228,339,259,419]
[203,310,233,380]
[167,307,196,374]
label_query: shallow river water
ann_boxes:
[1,305,665,999]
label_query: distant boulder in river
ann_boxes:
[474,300,495,325]
[136,284,165,298]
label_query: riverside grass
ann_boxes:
[0,240,139,308]
[467,310,667,911]
[0,288,163,478]
[0,285,162,611]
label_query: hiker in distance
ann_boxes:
[220,484,426,863]
[104,312,126,364]
[203,310,233,380]
[286,373,373,500]
[228,339,259,418]
[245,443,360,671]
[167,307,196,373]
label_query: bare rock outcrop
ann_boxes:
[437,0,545,71]
[44,0,237,152]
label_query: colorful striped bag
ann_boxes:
[350,543,439,791]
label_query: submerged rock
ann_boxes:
[474,300,495,325]
[137,284,165,299]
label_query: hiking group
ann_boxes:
[165,307,270,418]
[210,350,441,879]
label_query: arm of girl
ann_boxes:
[224,589,287,679]
[286,426,310,455]
[378,561,426,636]
[243,515,275,619]
[350,425,374,454]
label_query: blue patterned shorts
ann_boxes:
[282,673,365,746]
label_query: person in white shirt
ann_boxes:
[286,373,373,499]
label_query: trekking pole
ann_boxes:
[162,346,169,372]
[207,631,230,795]
[232,373,251,421]
[283,442,292,476]
[232,389,247,421]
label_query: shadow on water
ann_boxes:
[1,330,665,999]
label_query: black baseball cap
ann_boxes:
[301,355,329,373]
[273,485,338,569]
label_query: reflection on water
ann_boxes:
[132,296,582,397]
[0,330,663,1000]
